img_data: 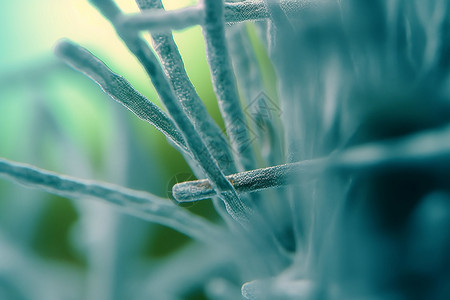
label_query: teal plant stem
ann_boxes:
[202,0,257,172]
[54,40,189,155]
[174,124,450,202]
[223,1,270,23]
[135,0,237,175]
[0,157,223,244]
[119,1,331,32]
[173,159,325,202]
[225,0,331,23]
[134,0,238,225]
[85,0,251,224]
[120,5,202,32]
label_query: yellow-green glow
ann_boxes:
[0,1,203,103]
[0,0,221,166]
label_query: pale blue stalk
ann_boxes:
[0,157,222,244]
[119,1,331,32]
[54,40,189,155]
[87,0,252,224]
[118,3,266,33]
[202,0,257,172]
[135,0,238,224]
[119,5,202,32]
[173,159,325,202]
[174,123,450,202]
[135,0,238,175]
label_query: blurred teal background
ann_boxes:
[0,0,223,167]
[0,0,223,284]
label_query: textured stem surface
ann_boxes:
[120,1,332,32]
[135,0,237,175]
[54,40,189,155]
[86,0,251,224]
[0,157,224,244]
[174,124,450,202]
[202,0,257,172]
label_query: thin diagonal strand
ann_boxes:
[202,0,257,172]
[0,157,223,244]
[135,0,237,175]
[54,40,189,155]
[88,0,251,223]
[173,124,450,202]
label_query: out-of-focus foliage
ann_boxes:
[1,0,450,299]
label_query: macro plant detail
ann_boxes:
[1,0,450,299]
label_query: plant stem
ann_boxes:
[0,157,224,244]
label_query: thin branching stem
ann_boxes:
[54,40,190,155]
[202,0,257,172]
[119,1,331,32]
[134,0,238,224]
[135,0,237,175]
[120,5,202,31]
[174,124,450,202]
[84,0,251,224]
[173,159,325,202]
[0,157,223,244]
